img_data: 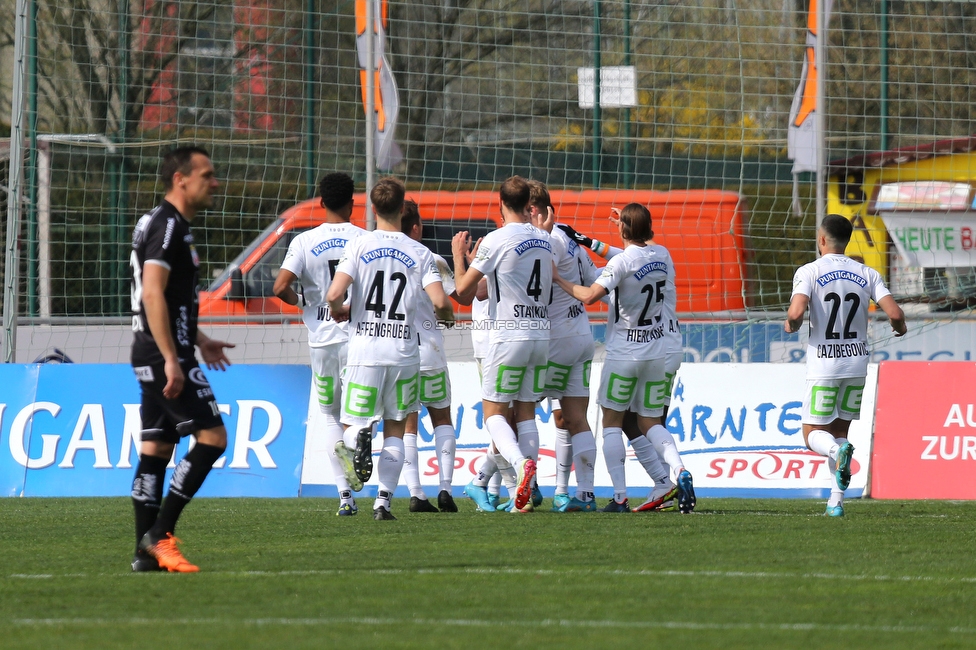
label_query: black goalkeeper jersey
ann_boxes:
[130,200,201,366]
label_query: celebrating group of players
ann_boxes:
[128,146,907,572]
[274,172,697,520]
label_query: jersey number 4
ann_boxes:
[365,270,407,320]
[824,291,860,340]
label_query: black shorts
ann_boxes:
[133,360,224,444]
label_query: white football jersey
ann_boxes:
[595,244,671,361]
[648,242,682,355]
[280,222,366,347]
[416,251,456,370]
[550,224,599,340]
[470,222,554,343]
[470,295,490,359]
[792,253,890,379]
[336,230,442,366]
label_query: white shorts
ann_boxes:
[481,339,549,403]
[309,342,347,417]
[419,365,452,410]
[544,333,595,399]
[802,377,865,425]
[341,363,421,427]
[664,352,682,407]
[597,357,667,417]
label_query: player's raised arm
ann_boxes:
[877,295,907,336]
[552,265,608,306]
[452,231,485,303]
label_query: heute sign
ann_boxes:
[872,361,976,499]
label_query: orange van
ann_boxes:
[198,189,748,318]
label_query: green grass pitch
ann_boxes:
[2,497,975,649]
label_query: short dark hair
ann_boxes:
[161,146,210,190]
[527,179,552,211]
[499,176,531,215]
[821,214,853,247]
[319,172,355,212]
[370,177,406,219]
[401,199,421,234]
[618,203,653,242]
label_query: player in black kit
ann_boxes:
[129,146,234,572]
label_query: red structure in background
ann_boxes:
[872,361,976,499]
[137,1,300,134]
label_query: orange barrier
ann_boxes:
[200,189,747,318]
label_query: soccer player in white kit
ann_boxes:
[553,204,692,512]
[398,199,461,513]
[558,216,687,512]
[452,176,552,512]
[526,181,600,513]
[326,178,455,520]
[273,172,366,516]
[786,214,906,516]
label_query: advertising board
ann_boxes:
[872,361,976,499]
[0,364,310,497]
[301,362,876,499]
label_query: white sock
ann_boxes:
[472,453,497,488]
[486,414,524,467]
[571,430,597,498]
[323,414,352,493]
[646,424,684,473]
[630,435,669,484]
[402,433,425,499]
[488,471,502,497]
[828,482,844,508]
[603,427,628,503]
[373,437,404,511]
[516,420,540,461]
[554,427,572,495]
[433,425,457,492]
[807,429,839,459]
[500,466,517,494]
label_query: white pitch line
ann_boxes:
[7,567,976,584]
[7,616,976,635]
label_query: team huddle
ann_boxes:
[127,147,907,572]
[274,172,698,520]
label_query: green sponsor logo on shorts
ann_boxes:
[345,382,377,418]
[583,360,591,389]
[810,385,839,416]
[643,379,669,410]
[420,371,448,404]
[397,374,420,410]
[496,365,527,394]
[840,385,864,414]
[314,373,334,407]
[544,362,571,392]
[664,370,676,395]
[546,361,572,391]
[606,373,638,404]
